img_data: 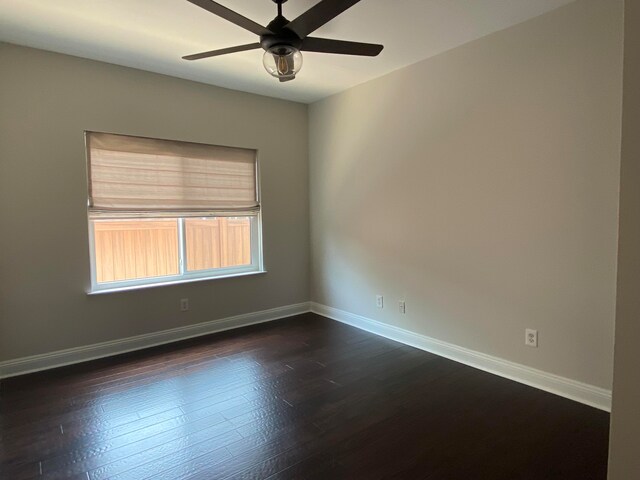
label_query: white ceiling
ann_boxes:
[0,0,573,103]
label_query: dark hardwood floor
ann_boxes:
[0,313,609,479]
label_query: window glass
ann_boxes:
[93,219,179,283]
[185,217,252,272]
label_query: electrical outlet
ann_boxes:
[376,295,384,309]
[399,301,406,314]
[525,329,538,348]
[180,298,189,312]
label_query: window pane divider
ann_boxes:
[178,218,186,275]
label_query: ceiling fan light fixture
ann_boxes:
[263,45,303,80]
[183,0,384,83]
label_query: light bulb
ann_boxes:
[263,45,303,80]
[277,55,290,76]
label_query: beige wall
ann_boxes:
[0,0,626,399]
[608,0,640,476]
[0,43,309,362]
[309,0,622,389]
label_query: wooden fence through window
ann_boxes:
[93,218,251,283]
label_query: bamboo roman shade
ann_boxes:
[86,132,259,218]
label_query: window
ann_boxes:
[86,132,262,292]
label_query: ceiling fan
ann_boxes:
[183,0,384,82]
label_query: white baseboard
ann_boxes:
[1,301,612,412]
[311,302,612,412]
[0,302,311,379]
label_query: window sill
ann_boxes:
[87,269,267,295]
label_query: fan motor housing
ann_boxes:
[261,15,302,51]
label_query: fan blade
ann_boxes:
[285,0,362,39]
[186,0,271,36]
[302,37,383,56]
[183,43,261,60]
[280,75,295,83]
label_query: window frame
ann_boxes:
[84,132,265,294]
[88,213,264,294]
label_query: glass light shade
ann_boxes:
[262,45,303,79]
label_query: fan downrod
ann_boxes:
[272,0,288,17]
